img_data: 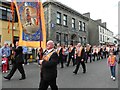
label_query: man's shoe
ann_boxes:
[19,77,26,80]
[83,71,86,74]
[4,76,10,80]
[73,71,77,74]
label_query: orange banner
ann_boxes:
[13,0,46,49]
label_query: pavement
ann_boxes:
[1,58,119,89]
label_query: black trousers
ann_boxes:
[67,54,75,66]
[73,56,86,74]
[6,63,26,79]
[88,53,92,62]
[93,53,98,61]
[59,55,64,68]
[39,78,58,90]
[23,54,28,64]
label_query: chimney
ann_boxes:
[95,19,102,24]
[83,12,90,18]
[102,22,107,28]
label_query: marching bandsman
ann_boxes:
[56,44,64,68]
[103,45,107,59]
[93,45,99,61]
[106,46,110,57]
[97,46,101,60]
[100,46,104,59]
[73,43,86,74]
[66,44,76,67]
[39,40,58,90]
[86,44,92,63]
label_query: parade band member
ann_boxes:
[93,46,98,61]
[86,44,92,63]
[66,44,76,67]
[39,40,58,90]
[73,43,86,74]
[4,46,26,80]
[57,44,64,68]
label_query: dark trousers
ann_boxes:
[39,78,58,90]
[6,63,26,79]
[23,54,28,64]
[98,52,101,60]
[103,51,106,58]
[59,55,64,68]
[73,56,86,74]
[93,53,98,61]
[66,54,75,66]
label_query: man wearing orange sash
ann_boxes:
[56,44,64,68]
[86,44,92,63]
[93,46,98,61]
[39,40,58,90]
[66,44,76,67]
[73,43,86,74]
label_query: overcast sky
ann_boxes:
[42,0,119,35]
[6,0,119,35]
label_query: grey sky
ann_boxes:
[42,0,119,35]
[6,0,119,35]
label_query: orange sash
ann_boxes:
[86,46,90,52]
[42,51,55,61]
[77,47,83,57]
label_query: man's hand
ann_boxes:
[39,60,44,65]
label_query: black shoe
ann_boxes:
[4,76,10,80]
[19,77,26,80]
[73,71,77,74]
[66,64,69,67]
[61,66,64,68]
[83,71,86,74]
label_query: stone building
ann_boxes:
[83,12,114,46]
[43,0,89,46]
[0,1,19,46]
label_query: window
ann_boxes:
[79,21,82,31]
[100,34,102,41]
[103,35,104,42]
[99,26,101,32]
[7,9,12,21]
[0,6,15,21]
[84,37,86,44]
[79,37,82,44]
[83,22,85,31]
[64,34,68,45]
[63,14,67,26]
[56,32,61,44]
[56,12,61,24]
[64,34,68,42]
[72,18,75,29]
[2,9,7,20]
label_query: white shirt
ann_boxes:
[46,48,54,54]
